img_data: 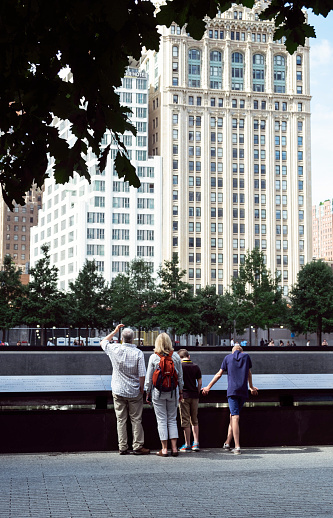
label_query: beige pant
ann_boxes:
[113,393,144,451]
[179,398,199,428]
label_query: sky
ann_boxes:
[308,10,333,205]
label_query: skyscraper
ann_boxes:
[0,186,42,274]
[141,0,311,296]
[312,199,333,262]
[30,67,162,290]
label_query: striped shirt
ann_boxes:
[101,339,146,398]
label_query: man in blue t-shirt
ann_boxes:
[202,345,258,454]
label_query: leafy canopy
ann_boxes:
[0,255,24,332]
[155,254,195,340]
[110,259,158,331]
[288,260,333,344]
[20,244,67,343]
[0,0,329,205]
[68,259,110,331]
[230,248,287,342]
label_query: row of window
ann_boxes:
[7,253,26,261]
[190,253,224,263]
[7,205,35,213]
[231,32,267,42]
[174,188,304,207]
[33,233,74,256]
[119,136,148,148]
[188,238,224,248]
[173,48,299,92]
[112,214,129,224]
[6,215,33,223]
[253,224,301,235]
[121,78,147,90]
[110,245,155,257]
[189,268,223,280]
[112,245,129,256]
[6,225,27,232]
[87,245,104,256]
[111,261,153,273]
[176,93,304,112]
[120,93,147,104]
[137,167,155,178]
[137,246,154,257]
[87,229,104,240]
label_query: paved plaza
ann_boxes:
[0,446,332,518]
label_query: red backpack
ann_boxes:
[152,352,178,394]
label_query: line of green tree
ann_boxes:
[1,246,333,346]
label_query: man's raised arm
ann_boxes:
[100,324,124,349]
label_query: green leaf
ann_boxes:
[114,152,140,188]
[99,143,111,173]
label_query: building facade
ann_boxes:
[141,0,312,295]
[312,199,333,262]
[30,68,162,290]
[0,186,42,273]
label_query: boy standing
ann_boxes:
[202,345,258,454]
[178,349,202,452]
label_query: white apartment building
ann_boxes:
[141,0,312,295]
[30,67,162,290]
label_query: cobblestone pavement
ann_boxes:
[1,447,333,518]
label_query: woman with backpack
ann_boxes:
[145,333,184,457]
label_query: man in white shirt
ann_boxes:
[100,324,150,455]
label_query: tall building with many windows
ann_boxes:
[141,0,311,295]
[30,67,162,290]
[0,186,42,274]
[312,199,333,262]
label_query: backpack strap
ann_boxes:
[168,351,175,398]
[154,352,163,398]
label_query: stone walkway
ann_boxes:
[1,446,333,517]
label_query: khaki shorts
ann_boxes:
[179,398,199,428]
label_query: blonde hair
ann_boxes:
[154,333,173,355]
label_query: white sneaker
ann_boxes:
[223,443,231,451]
[233,447,241,455]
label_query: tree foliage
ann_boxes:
[0,0,159,207]
[155,254,195,344]
[109,274,131,325]
[288,260,333,346]
[230,248,287,345]
[0,0,329,204]
[0,255,24,339]
[21,244,66,345]
[216,292,235,338]
[193,286,221,344]
[68,260,111,343]
[110,259,158,334]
